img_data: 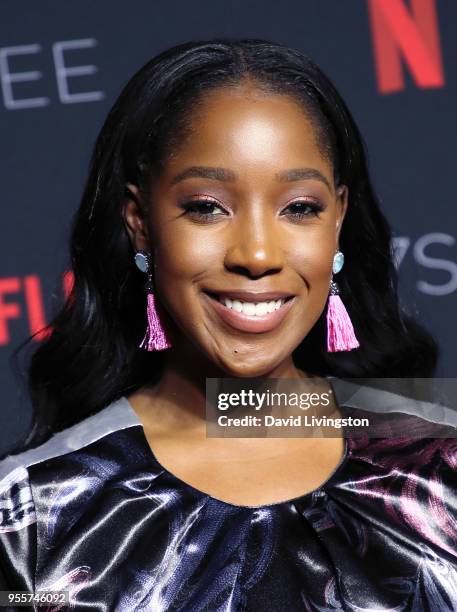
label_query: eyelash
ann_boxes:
[181,198,324,221]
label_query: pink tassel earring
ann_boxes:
[134,251,172,351]
[326,251,359,352]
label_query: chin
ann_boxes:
[214,353,283,379]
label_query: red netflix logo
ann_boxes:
[0,271,74,345]
[368,0,445,93]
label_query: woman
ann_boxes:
[1,38,456,611]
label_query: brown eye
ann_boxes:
[181,199,229,220]
[281,200,324,220]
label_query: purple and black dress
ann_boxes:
[1,379,457,611]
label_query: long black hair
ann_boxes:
[10,38,438,453]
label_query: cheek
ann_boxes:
[151,224,221,297]
[286,224,336,288]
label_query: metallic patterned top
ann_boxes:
[1,380,457,611]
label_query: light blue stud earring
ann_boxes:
[332,250,344,274]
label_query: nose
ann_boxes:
[223,208,284,279]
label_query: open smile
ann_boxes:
[202,291,296,333]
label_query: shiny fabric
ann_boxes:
[1,400,457,611]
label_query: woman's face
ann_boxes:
[124,83,348,377]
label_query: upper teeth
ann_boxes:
[221,297,286,315]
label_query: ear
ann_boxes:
[335,184,348,247]
[123,183,150,252]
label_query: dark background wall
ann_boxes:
[1,0,456,455]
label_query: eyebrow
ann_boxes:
[170,166,331,190]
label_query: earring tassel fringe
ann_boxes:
[140,292,172,351]
[326,293,359,352]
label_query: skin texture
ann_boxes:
[123,82,349,506]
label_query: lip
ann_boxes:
[202,291,296,333]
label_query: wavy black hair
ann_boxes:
[10,38,438,454]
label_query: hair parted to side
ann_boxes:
[10,38,438,454]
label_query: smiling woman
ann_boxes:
[3,39,457,611]
[124,86,346,352]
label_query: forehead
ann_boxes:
[171,85,330,169]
